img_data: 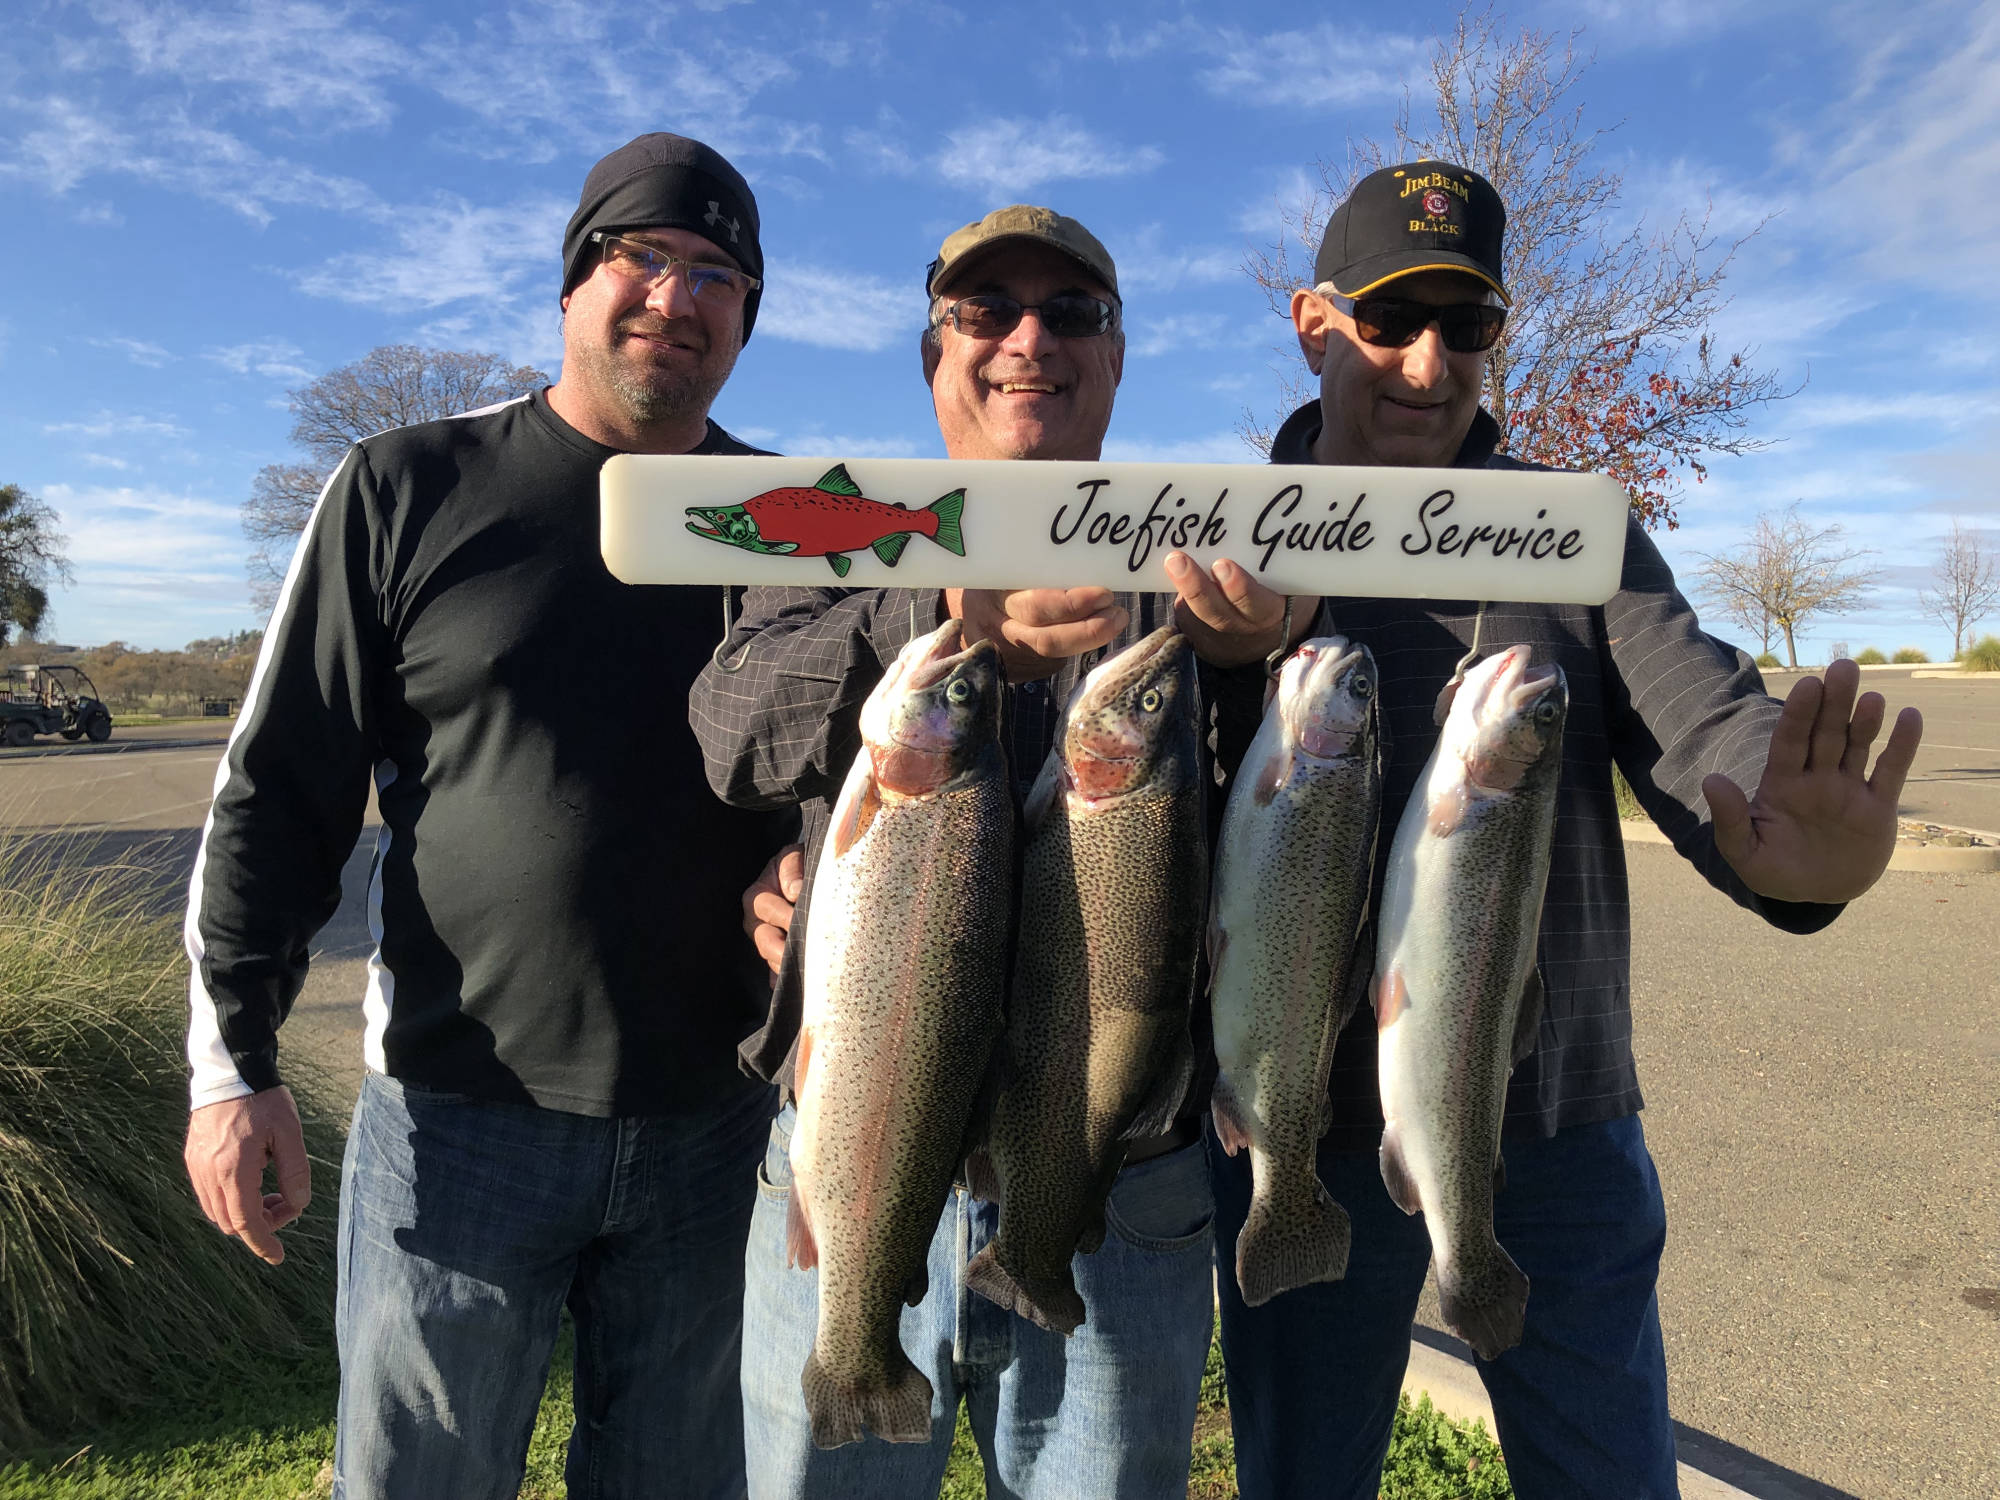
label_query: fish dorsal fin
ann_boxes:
[815,463,862,497]
[1509,965,1545,1071]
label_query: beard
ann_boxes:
[579,313,741,428]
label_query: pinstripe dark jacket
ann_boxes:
[1270,401,1844,1146]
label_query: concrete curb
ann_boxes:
[1403,1336,1814,1499]
[1619,817,2000,874]
[0,736,222,761]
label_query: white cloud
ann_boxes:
[1116,226,1243,294]
[89,0,408,130]
[39,482,243,572]
[1778,392,2000,435]
[757,264,925,353]
[89,336,174,367]
[1102,431,1262,463]
[934,118,1164,197]
[81,454,134,470]
[205,339,315,381]
[1129,313,1237,358]
[1193,23,1425,109]
[295,195,572,313]
[779,434,921,460]
[43,412,190,440]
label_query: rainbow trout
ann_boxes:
[790,620,1012,1446]
[965,629,1206,1335]
[1374,645,1567,1360]
[1209,636,1381,1306]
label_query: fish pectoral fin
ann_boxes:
[1373,965,1408,1031]
[1426,781,1473,838]
[871,531,911,567]
[1493,1151,1507,1197]
[1509,967,1545,1071]
[1379,1121,1423,1216]
[963,1149,1002,1204]
[831,775,883,858]
[814,463,863,497]
[1209,1072,1254,1157]
[767,541,799,554]
[826,552,852,578]
[1251,745,1291,808]
[785,1188,819,1271]
[1122,1029,1196,1142]
[903,1264,930,1309]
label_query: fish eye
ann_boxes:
[946,678,973,705]
[1140,688,1162,713]
[1534,700,1559,726]
[1350,675,1372,699]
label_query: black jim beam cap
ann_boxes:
[1315,160,1508,304]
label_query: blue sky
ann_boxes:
[3,0,1996,660]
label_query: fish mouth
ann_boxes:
[1284,637,1372,757]
[683,506,730,539]
[867,620,1001,762]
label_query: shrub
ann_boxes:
[1754,651,1784,669]
[1963,635,2000,671]
[1891,647,1930,664]
[1853,647,1887,665]
[0,839,342,1454]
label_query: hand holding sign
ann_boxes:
[1164,553,1316,669]
[946,586,1127,683]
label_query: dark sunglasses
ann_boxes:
[1326,292,1507,353]
[938,293,1118,341]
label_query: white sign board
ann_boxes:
[601,456,1630,605]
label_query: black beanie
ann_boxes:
[561,133,764,340]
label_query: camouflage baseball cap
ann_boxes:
[925,204,1120,299]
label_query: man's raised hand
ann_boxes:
[1704,659,1923,905]
[1164,553,1317,669]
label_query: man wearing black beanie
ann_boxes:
[184,132,784,1500]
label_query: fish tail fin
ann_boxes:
[964,1242,1084,1336]
[871,530,911,567]
[1235,1176,1351,1307]
[801,1348,933,1448]
[1437,1246,1529,1362]
[826,552,852,578]
[926,489,967,555]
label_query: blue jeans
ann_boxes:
[741,1105,1215,1499]
[1210,1113,1677,1500]
[333,1072,774,1500]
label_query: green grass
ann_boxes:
[1852,647,1887,665]
[1890,646,1929,664]
[1961,635,2000,671]
[1753,650,1783,669]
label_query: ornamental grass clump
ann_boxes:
[1891,647,1930,664]
[0,839,341,1455]
[1962,635,2000,672]
[1852,647,1887,665]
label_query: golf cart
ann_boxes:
[1,664,113,746]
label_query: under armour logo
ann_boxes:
[704,201,741,243]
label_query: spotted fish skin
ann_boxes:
[791,621,1013,1447]
[1209,636,1381,1306]
[1374,646,1567,1361]
[964,628,1207,1335]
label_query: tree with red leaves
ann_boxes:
[1246,4,1791,530]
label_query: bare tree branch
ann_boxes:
[1916,518,2000,658]
[0,482,75,647]
[1243,2,1795,527]
[243,346,549,610]
[1694,503,1876,668]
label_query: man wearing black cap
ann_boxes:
[183,133,785,1499]
[1207,161,1920,1500]
[693,204,1306,1499]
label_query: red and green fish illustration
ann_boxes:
[685,463,967,578]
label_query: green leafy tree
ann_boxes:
[0,482,74,647]
[243,346,548,609]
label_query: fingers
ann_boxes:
[999,609,1126,666]
[754,920,788,974]
[1765,673,1820,779]
[1839,692,1886,777]
[269,1106,312,1229]
[1003,587,1117,629]
[749,887,795,935]
[1702,772,1755,872]
[225,1140,286,1265]
[777,846,804,902]
[1866,706,1924,806]
[1809,659,1860,772]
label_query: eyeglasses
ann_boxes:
[1325,292,1506,354]
[936,294,1118,341]
[589,231,761,303]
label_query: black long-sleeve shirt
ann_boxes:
[186,390,785,1116]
